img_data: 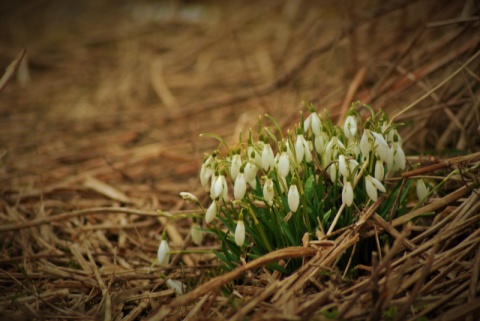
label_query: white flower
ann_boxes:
[371,131,390,163]
[416,179,429,201]
[248,146,261,166]
[234,172,247,200]
[342,180,354,207]
[263,178,275,205]
[212,174,228,200]
[157,239,170,266]
[374,159,385,181]
[359,129,372,158]
[191,223,203,245]
[288,184,300,212]
[391,141,406,171]
[305,140,313,163]
[328,163,338,182]
[343,115,357,140]
[200,163,209,188]
[248,178,257,189]
[180,192,198,204]
[338,155,348,178]
[205,201,218,223]
[230,154,242,181]
[261,142,275,171]
[277,152,290,178]
[314,134,326,154]
[365,175,386,201]
[235,219,246,246]
[305,112,322,136]
[295,134,306,163]
[166,279,186,296]
[244,162,258,183]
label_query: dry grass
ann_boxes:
[0,1,479,320]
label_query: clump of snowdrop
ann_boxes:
[182,102,415,273]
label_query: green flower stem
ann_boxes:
[246,206,273,252]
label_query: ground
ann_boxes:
[0,1,479,320]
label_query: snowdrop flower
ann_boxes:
[166,279,186,296]
[230,153,242,181]
[277,151,290,178]
[244,161,258,183]
[261,140,275,171]
[288,180,300,212]
[180,192,199,204]
[235,213,246,246]
[305,140,313,163]
[263,177,275,205]
[295,133,306,163]
[205,201,218,223]
[212,174,228,201]
[374,159,385,181]
[200,163,209,188]
[342,180,354,207]
[390,135,406,171]
[365,175,386,202]
[343,115,357,140]
[157,238,170,266]
[416,179,429,201]
[359,129,372,158]
[338,155,348,178]
[314,134,326,155]
[234,172,247,200]
[305,112,322,136]
[371,131,390,163]
[191,222,203,245]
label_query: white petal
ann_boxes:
[360,130,371,158]
[180,192,199,203]
[234,173,247,200]
[365,176,378,201]
[235,220,246,246]
[338,155,348,178]
[394,143,406,170]
[288,185,300,212]
[261,144,275,171]
[263,178,274,205]
[230,154,242,181]
[303,114,312,133]
[277,152,290,178]
[200,164,208,188]
[244,162,257,182]
[157,239,170,266]
[166,279,186,296]
[295,135,305,162]
[374,160,385,181]
[191,223,203,245]
[205,201,217,223]
[370,175,386,193]
[342,181,354,206]
[416,179,429,201]
[311,113,321,136]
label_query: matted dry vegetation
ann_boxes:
[0,1,479,320]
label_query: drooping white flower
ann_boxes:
[315,134,326,154]
[230,154,242,181]
[360,129,372,158]
[235,218,246,246]
[180,192,199,204]
[365,175,386,202]
[416,179,429,201]
[212,174,227,200]
[338,155,348,178]
[157,239,170,266]
[234,172,247,200]
[277,151,290,178]
[391,140,406,171]
[263,178,275,205]
[295,134,306,163]
[261,142,275,171]
[200,163,209,188]
[374,159,385,181]
[191,223,203,245]
[205,201,218,223]
[371,131,390,163]
[342,180,354,207]
[288,184,300,212]
[166,279,186,296]
[343,115,357,140]
[244,162,258,183]
[220,174,228,201]
[248,178,257,189]
[311,112,322,136]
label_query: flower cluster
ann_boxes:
[186,103,410,272]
